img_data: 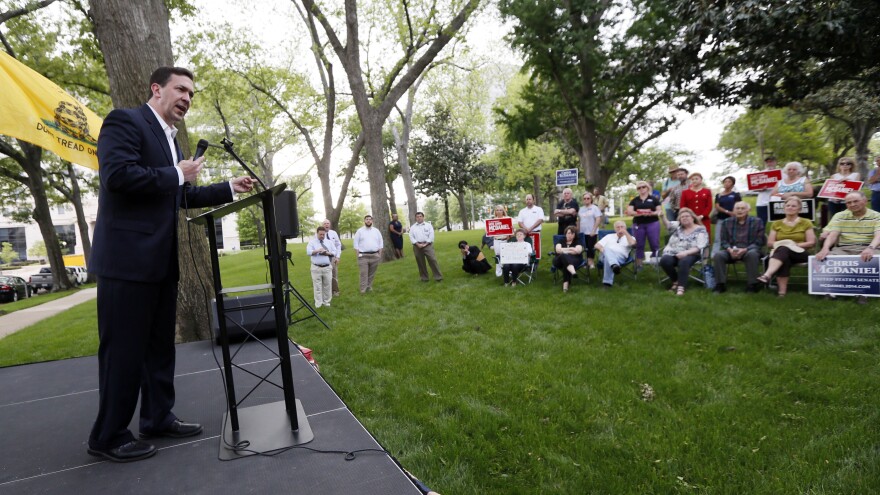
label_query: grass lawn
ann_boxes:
[2,226,879,493]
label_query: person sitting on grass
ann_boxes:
[594,220,636,289]
[459,240,491,275]
[658,208,709,296]
[756,197,816,297]
[502,229,533,287]
[553,225,583,293]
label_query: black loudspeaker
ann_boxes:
[275,190,299,239]
[211,294,286,344]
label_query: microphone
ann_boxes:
[193,139,210,160]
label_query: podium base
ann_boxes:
[219,399,314,460]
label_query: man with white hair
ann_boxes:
[554,187,579,235]
[322,219,343,296]
[713,201,765,293]
[816,191,880,304]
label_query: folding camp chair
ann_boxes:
[657,246,710,288]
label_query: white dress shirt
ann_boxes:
[306,237,337,265]
[354,226,383,253]
[325,229,343,259]
[409,221,435,244]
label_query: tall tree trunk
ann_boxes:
[67,162,93,282]
[443,196,451,231]
[361,116,394,257]
[532,174,541,209]
[387,175,398,215]
[19,144,74,290]
[852,119,878,180]
[455,192,469,230]
[90,0,213,341]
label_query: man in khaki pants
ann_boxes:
[322,219,343,296]
[409,212,443,282]
[353,215,383,293]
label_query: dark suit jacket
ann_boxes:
[90,104,233,283]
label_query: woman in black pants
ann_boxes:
[554,226,584,292]
[659,208,709,296]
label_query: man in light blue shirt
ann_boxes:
[306,226,339,308]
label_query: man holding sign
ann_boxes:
[816,191,880,304]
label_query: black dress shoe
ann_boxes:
[713,283,727,294]
[139,419,203,439]
[88,440,157,463]
[611,264,621,274]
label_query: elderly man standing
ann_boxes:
[661,166,686,221]
[322,219,343,296]
[410,212,443,282]
[713,202,765,293]
[517,194,544,235]
[306,226,338,308]
[353,215,383,293]
[816,191,880,304]
[664,167,689,221]
[554,187,579,235]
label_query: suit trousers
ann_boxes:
[89,276,179,450]
[357,252,381,292]
[413,243,443,281]
[311,264,332,307]
[714,249,761,285]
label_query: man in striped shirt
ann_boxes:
[817,191,880,304]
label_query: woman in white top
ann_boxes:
[576,192,602,269]
[770,161,813,200]
[827,157,861,218]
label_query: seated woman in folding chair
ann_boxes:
[501,229,533,287]
[659,207,709,296]
[554,226,584,292]
[756,197,816,297]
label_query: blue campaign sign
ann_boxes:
[808,255,880,297]
[556,168,579,187]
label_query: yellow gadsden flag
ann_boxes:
[0,51,102,170]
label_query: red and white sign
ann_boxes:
[818,179,864,200]
[486,217,513,237]
[529,232,542,259]
[747,170,782,191]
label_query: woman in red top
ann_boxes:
[680,172,713,237]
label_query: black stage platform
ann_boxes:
[0,340,422,495]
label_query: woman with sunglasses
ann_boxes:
[828,157,860,218]
[577,192,602,269]
[625,180,662,270]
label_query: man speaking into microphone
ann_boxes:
[87,67,254,462]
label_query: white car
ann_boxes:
[67,266,88,285]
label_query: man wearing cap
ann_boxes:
[756,156,778,224]
[664,167,689,221]
[661,166,685,221]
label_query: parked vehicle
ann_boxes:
[0,275,31,302]
[67,266,87,285]
[29,268,54,292]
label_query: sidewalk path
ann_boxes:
[0,288,97,339]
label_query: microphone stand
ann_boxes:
[220,138,268,190]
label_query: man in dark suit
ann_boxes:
[87,67,254,462]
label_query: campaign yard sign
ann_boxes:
[747,169,782,191]
[486,217,514,237]
[808,255,880,297]
[556,168,579,187]
[500,241,532,265]
[769,199,814,221]
[529,232,542,259]
[818,179,864,200]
